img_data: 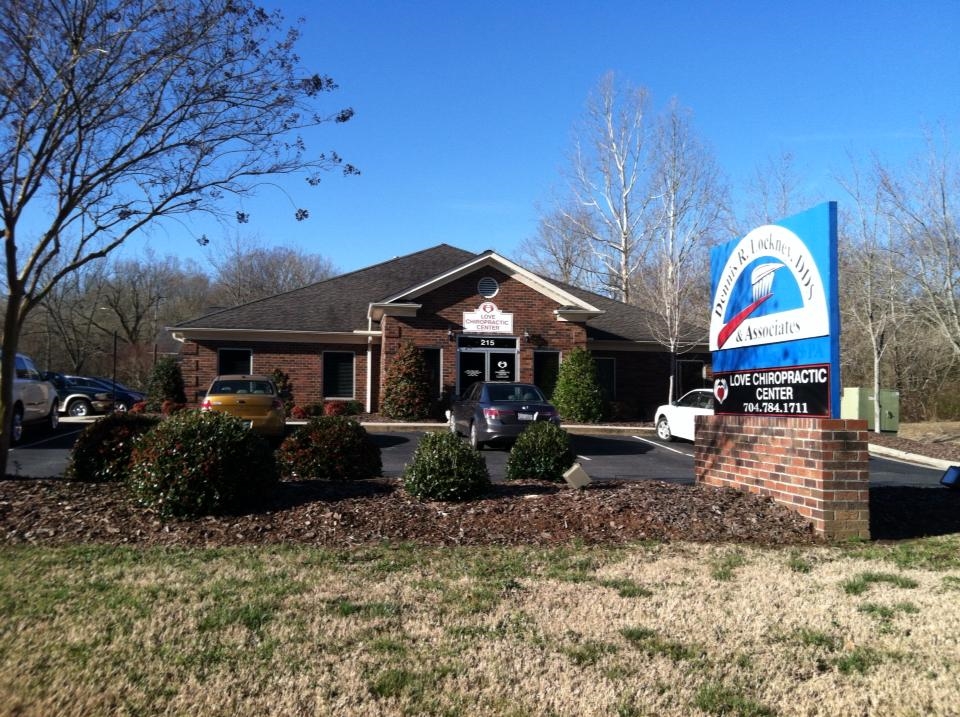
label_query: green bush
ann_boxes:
[381,341,432,420]
[276,416,381,480]
[551,347,604,423]
[145,356,187,412]
[402,431,490,501]
[128,410,278,518]
[505,421,575,482]
[66,413,161,483]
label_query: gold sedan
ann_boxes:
[199,375,286,439]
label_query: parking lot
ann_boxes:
[5,420,946,487]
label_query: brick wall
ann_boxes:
[694,415,870,539]
[179,339,371,409]
[380,268,587,401]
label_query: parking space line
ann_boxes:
[632,435,693,457]
[575,455,592,461]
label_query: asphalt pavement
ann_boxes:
[4,419,951,488]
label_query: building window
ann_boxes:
[218,348,252,375]
[323,351,355,399]
[594,357,616,401]
[533,351,560,399]
[421,348,442,398]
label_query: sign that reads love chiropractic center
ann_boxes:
[463,302,514,334]
[709,202,840,418]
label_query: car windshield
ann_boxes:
[487,385,544,402]
[210,379,274,395]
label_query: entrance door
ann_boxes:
[489,352,516,382]
[456,336,519,394]
[457,352,486,395]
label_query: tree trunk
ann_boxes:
[0,288,24,477]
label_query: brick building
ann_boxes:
[170,244,708,420]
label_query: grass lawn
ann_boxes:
[2,538,960,716]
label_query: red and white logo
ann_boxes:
[713,378,728,404]
[710,224,829,352]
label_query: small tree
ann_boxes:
[271,368,294,416]
[552,347,604,423]
[381,341,432,420]
[145,357,187,412]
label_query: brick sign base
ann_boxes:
[694,415,869,540]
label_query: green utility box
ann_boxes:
[840,387,900,432]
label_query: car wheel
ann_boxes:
[10,406,24,444]
[469,422,484,450]
[68,398,93,417]
[47,403,59,432]
[656,416,673,442]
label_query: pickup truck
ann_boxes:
[6,353,59,443]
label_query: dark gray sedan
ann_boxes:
[448,382,560,449]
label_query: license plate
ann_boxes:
[517,412,534,421]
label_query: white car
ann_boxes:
[6,353,59,443]
[654,389,714,442]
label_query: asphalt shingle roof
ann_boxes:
[173,243,705,346]
[174,244,478,333]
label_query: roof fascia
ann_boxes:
[170,328,381,345]
[367,302,422,322]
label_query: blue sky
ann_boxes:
[148,0,960,275]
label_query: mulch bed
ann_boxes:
[1,477,824,548]
[2,428,958,549]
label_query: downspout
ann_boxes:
[366,316,373,413]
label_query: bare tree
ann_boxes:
[36,260,108,374]
[563,73,655,303]
[837,160,903,432]
[0,0,355,471]
[209,235,338,306]
[740,150,812,232]
[516,205,597,286]
[878,129,960,358]
[634,100,727,402]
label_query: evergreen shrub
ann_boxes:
[145,357,187,412]
[381,341,432,420]
[403,431,490,501]
[128,410,278,518]
[66,413,161,483]
[277,416,381,480]
[504,421,574,482]
[551,347,604,423]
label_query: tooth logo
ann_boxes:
[710,224,829,352]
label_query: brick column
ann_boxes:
[694,415,869,540]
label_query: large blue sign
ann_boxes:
[709,202,840,418]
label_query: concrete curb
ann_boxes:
[867,443,955,471]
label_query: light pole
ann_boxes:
[111,330,118,411]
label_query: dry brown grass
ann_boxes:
[2,540,959,716]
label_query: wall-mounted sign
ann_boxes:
[709,203,840,418]
[463,301,514,334]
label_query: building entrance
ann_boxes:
[456,336,518,393]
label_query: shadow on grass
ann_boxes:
[870,486,960,540]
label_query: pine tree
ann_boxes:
[381,341,432,420]
[551,347,604,423]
